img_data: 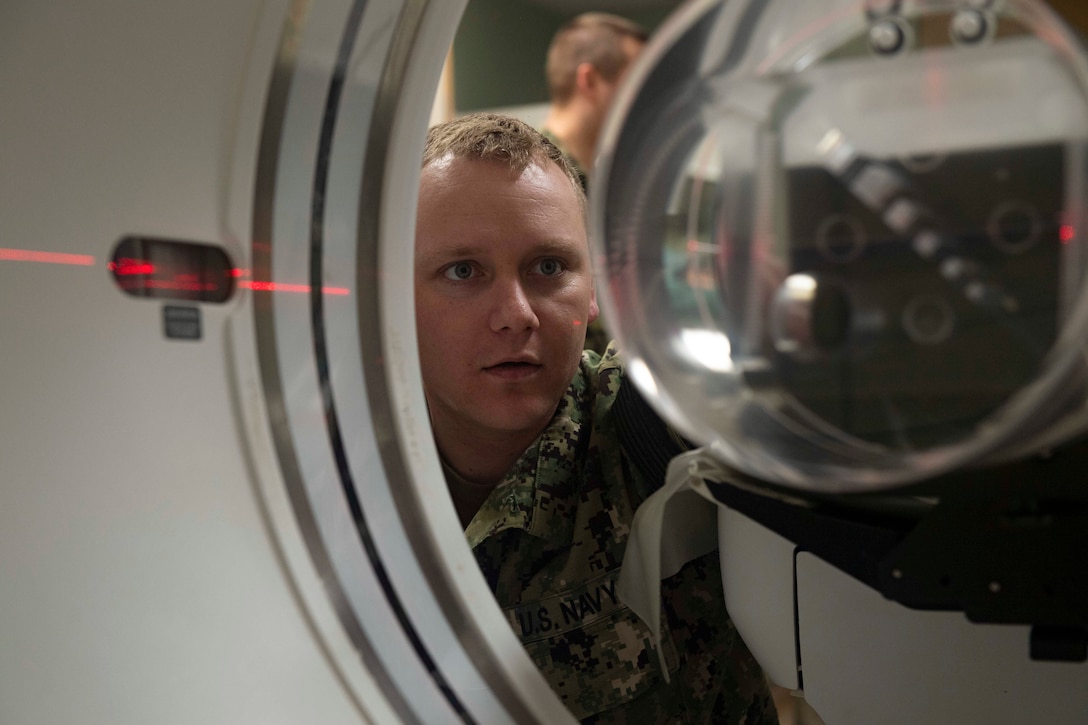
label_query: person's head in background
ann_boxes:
[542,12,648,183]
[415,113,598,486]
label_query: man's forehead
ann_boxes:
[421,153,537,181]
[419,152,460,175]
[415,158,589,260]
[416,235,586,263]
[419,156,580,207]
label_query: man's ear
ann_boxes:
[574,61,599,99]
[588,288,600,324]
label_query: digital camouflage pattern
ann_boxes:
[464,344,777,723]
[582,317,612,357]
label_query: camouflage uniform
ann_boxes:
[465,344,777,723]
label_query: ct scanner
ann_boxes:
[1,0,1087,723]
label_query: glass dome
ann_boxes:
[593,0,1088,492]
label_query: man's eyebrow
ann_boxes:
[532,238,584,255]
[416,238,584,265]
[415,246,489,267]
[416,245,486,264]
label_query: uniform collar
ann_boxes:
[464,373,589,549]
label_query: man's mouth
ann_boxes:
[484,361,542,379]
[491,359,541,370]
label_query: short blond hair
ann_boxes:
[546,13,648,105]
[423,112,585,212]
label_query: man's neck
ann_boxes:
[433,421,546,490]
[543,105,597,173]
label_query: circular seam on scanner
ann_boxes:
[250,1,458,722]
[358,0,574,721]
[307,1,473,721]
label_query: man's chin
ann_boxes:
[476,401,557,437]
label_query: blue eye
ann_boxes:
[444,262,476,281]
[535,258,564,276]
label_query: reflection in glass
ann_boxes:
[596,0,1088,491]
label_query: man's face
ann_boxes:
[415,156,598,444]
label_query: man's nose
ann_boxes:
[489,277,540,333]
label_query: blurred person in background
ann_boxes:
[541,12,648,354]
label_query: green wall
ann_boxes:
[453,0,677,112]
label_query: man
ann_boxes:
[415,112,775,723]
[542,13,648,190]
[541,13,647,355]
